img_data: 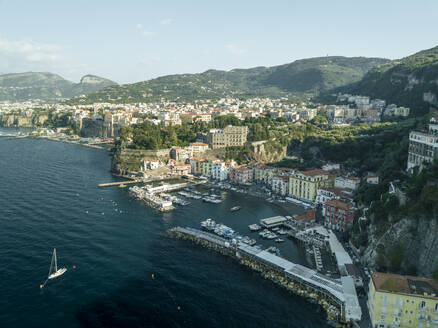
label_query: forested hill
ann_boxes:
[0,72,117,102]
[348,45,438,116]
[67,56,388,104]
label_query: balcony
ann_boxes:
[418,306,429,312]
[417,314,429,322]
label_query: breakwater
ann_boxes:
[168,226,361,326]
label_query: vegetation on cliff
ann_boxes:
[346,45,438,117]
[68,56,388,104]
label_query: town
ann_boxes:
[1,95,437,328]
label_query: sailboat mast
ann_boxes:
[54,248,57,272]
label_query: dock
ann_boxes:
[98,180,140,187]
[168,226,361,324]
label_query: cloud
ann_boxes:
[136,23,155,38]
[0,37,91,81]
[160,18,173,25]
[225,43,247,56]
[0,38,62,63]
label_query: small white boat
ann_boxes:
[47,248,67,280]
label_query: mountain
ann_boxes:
[0,72,117,102]
[348,45,438,116]
[70,56,389,104]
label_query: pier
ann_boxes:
[98,180,140,187]
[168,226,361,325]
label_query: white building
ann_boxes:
[271,176,289,196]
[141,159,160,171]
[334,176,360,190]
[212,162,229,181]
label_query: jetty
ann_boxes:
[168,226,361,325]
[129,186,174,212]
[98,180,140,187]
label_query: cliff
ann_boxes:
[361,216,438,277]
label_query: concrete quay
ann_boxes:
[168,226,362,326]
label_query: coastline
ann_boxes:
[0,132,111,151]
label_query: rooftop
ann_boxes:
[301,169,331,177]
[326,199,353,211]
[371,272,438,298]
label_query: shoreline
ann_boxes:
[0,133,112,152]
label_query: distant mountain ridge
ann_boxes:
[346,45,438,116]
[0,72,117,102]
[69,56,389,104]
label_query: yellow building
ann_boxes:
[253,164,276,185]
[288,169,333,202]
[368,272,438,328]
[394,107,410,117]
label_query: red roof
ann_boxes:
[296,209,315,222]
[326,199,352,211]
[301,169,331,177]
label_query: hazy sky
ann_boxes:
[0,0,437,84]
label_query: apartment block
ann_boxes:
[407,118,438,172]
[288,169,334,202]
[368,272,438,328]
[207,125,248,149]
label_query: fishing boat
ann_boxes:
[47,248,67,280]
[230,206,241,212]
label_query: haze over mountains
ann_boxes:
[1,45,438,117]
[72,56,389,104]
[0,72,117,102]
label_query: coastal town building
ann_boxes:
[141,158,160,171]
[157,111,181,126]
[189,158,206,175]
[324,199,357,231]
[334,176,360,190]
[207,125,248,149]
[212,162,229,181]
[367,272,438,328]
[229,165,253,185]
[189,142,209,155]
[295,209,316,223]
[253,164,276,186]
[288,169,334,202]
[366,174,380,184]
[407,117,438,172]
[271,176,290,196]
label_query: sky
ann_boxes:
[0,0,437,84]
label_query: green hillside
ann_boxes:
[69,56,388,104]
[350,45,438,116]
[0,72,117,102]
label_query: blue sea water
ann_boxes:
[0,134,329,328]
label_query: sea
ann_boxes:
[0,128,330,328]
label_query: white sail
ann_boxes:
[47,248,67,280]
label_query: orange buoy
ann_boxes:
[73,265,76,269]
[152,274,155,279]
[40,285,43,289]
[102,212,104,216]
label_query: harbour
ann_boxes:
[168,225,361,325]
[0,136,331,328]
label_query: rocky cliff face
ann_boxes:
[362,217,438,277]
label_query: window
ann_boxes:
[420,300,426,309]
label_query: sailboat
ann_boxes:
[47,248,67,280]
